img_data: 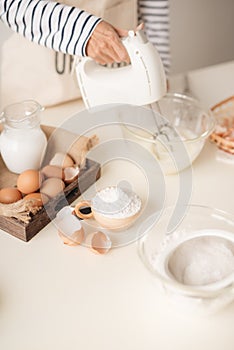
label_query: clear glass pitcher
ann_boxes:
[0,100,47,174]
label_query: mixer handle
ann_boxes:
[122,30,148,64]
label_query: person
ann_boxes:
[0,0,170,68]
[138,0,170,74]
[0,0,131,64]
[0,0,170,106]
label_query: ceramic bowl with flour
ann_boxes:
[75,186,142,230]
[138,205,234,315]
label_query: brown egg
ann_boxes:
[41,165,64,180]
[17,169,41,194]
[0,187,22,204]
[24,192,49,207]
[40,178,65,198]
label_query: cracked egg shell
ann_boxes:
[64,166,79,184]
[85,231,112,255]
[55,206,85,246]
[58,229,84,246]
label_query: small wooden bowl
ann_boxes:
[74,201,141,231]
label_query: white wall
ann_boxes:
[0,22,12,47]
[169,0,234,74]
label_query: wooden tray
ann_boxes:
[0,126,101,242]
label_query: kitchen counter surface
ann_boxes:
[0,61,234,350]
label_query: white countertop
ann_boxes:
[0,62,234,350]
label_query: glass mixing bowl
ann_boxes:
[138,205,234,315]
[121,93,216,174]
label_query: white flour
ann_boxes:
[152,230,234,287]
[92,186,141,218]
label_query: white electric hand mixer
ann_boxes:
[76,29,173,143]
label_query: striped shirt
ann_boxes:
[138,0,170,73]
[0,0,101,57]
[0,0,170,71]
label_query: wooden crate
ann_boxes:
[0,126,101,242]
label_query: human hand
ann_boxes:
[86,21,130,65]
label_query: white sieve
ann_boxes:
[154,229,234,292]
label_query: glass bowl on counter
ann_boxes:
[138,205,234,315]
[121,93,216,174]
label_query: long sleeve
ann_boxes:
[0,0,102,57]
[138,0,170,74]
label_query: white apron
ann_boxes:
[1,0,137,107]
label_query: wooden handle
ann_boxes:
[74,201,93,219]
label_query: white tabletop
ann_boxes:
[1,63,234,350]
